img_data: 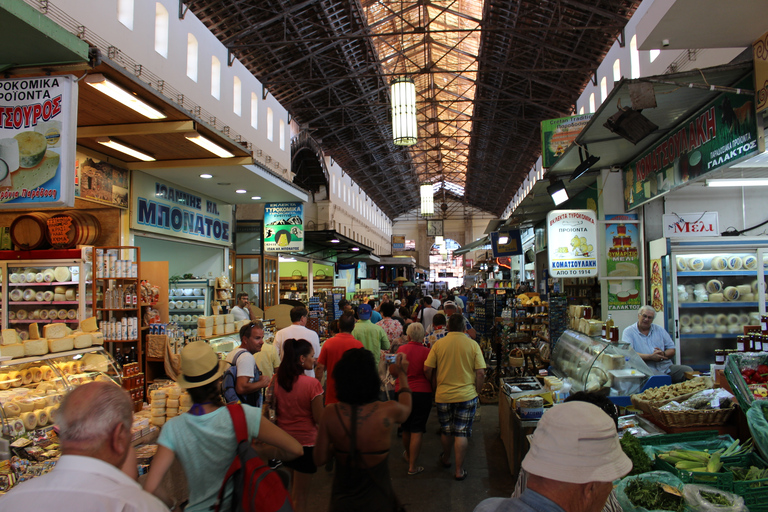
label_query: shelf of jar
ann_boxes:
[9,301,79,305]
[169,295,205,300]
[679,302,764,309]
[9,319,79,324]
[168,308,203,313]
[96,308,141,312]
[8,281,80,287]
[680,333,741,339]
[677,271,759,277]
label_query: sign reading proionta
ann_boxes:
[547,209,598,278]
[0,75,78,208]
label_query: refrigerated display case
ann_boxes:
[169,278,211,337]
[0,248,93,340]
[648,237,768,370]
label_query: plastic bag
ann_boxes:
[660,389,734,412]
[746,400,768,461]
[616,471,685,512]
[682,484,747,512]
[641,436,736,460]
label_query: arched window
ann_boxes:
[588,93,595,113]
[211,56,221,99]
[613,58,621,82]
[579,105,585,115]
[233,76,241,115]
[650,49,660,63]
[267,108,274,141]
[186,33,198,82]
[630,35,640,79]
[117,0,134,30]
[154,3,169,58]
[600,76,607,103]
[250,92,258,129]
[279,119,286,150]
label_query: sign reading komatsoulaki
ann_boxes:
[131,171,232,246]
[623,74,758,211]
[264,202,304,252]
[0,75,78,208]
[547,209,598,278]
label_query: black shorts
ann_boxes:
[283,446,317,474]
[400,391,433,433]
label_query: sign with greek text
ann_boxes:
[623,74,758,210]
[540,114,593,168]
[547,209,598,278]
[662,212,719,238]
[0,75,77,208]
[130,171,232,246]
[264,202,304,252]
[605,214,641,310]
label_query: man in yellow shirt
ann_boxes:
[255,337,281,382]
[424,313,486,482]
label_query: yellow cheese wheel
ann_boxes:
[166,407,179,416]
[42,367,55,381]
[150,416,166,426]
[34,409,48,426]
[8,371,22,388]
[150,408,166,417]
[3,402,21,417]
[166,399,180,408]
[33,397,46,410]
[20,369,33,386]
[30,366,43,383]
[0,374,11,390]
[20,411,37,430]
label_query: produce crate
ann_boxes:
[725,453,768,512]
[654,457,734,491]
[638,430,722,447]
[724,352,768,412]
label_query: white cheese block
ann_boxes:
[224,314,234,324]
[73,333,92,349]
[53,266,71,282]
[53,293,66,302]
[28,323,40,340]
[23,338,48,357]
[197,316,213,328]
[202,326,214,337]
[225,323,234,334]
[236,319,250,330]
[213,324,223,335]
[91,332,104,346]
[1,329,20,346]
[80,316,98,333]
[0,147,56,198]
[215,315,224,326]
[53,286,67,294]
[43,323,69,339]
[48,336,74,353]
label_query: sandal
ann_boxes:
[455,469,468,481]
[408,466,425,475]
[439,452,451,468]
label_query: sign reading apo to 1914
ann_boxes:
[547,209,598,278]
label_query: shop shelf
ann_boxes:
[680,333,740,339]
[679,302,760,309]
[167,308,203,313]
[96,308,140,312]
[9,319,79,323]
[7,281,79,286]
[677,271,759,277]
[9,301,79,305]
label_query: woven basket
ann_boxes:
[649,404,736,428]
[509,356,525,368]
[630,376,715,414]
[314,269,328,280]
[146,335,167,359]
[291,269,303,280]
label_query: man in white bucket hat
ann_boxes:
[473,401,632,512]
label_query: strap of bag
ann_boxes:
[226,403,248,444]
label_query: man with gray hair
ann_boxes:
[3,381,169,511]
[443,300,476,340]
[622,305,692,383]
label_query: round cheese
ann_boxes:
[31,367,43,383]
[20,369,33,386]
[151,416,166,426]
[15,131,47,168]
[0,374,11,390]
[3,402,21,417]
[32,397,46,410]
[34,409,48,426]
[8,371,22,387]
[150,407,166,417]
[166,399,180,408]
[20,411,37,430]
[42,368,55,381]
[53,267,71,283]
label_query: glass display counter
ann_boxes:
[551,329,655,396]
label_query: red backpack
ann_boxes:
[214,404,294,512]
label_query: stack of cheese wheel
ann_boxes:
[179,391,192,414]
[166,387,181,420]
[150,389,167,426]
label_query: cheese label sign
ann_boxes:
[264,202,304,252]
[0,76,77,208]
[131,171,233,246]
[547,209,598,277]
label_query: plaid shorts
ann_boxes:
[436,397,478,438]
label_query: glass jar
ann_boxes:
[755,335,763,352]
[762,314,768,334]
[714,349,726,364]
[736,335,747,352]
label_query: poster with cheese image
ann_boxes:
[264,202,304,252]
[0,75,77,208]
[605,214,642,310]
[546,209,598,277]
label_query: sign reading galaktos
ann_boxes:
[547,209,598,277]
[0,76,78,208]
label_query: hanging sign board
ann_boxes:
[540,114,593,168]
[490,229,523,257]
[392,234,405,250]
[547,209,598,278]
[623,75,758,211]
[264,202,304,252]
[754,31,768,114]
[662,212,719,238]
[0,75,78,208]
[131,171,233,246]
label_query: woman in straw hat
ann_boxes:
[144,341,302,511]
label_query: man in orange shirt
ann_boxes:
[316,312,363,405]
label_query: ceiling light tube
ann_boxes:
[391,77,417,146]
[547,179,569,206]
[84,73,166,119]
[96,137,155,161]
[705,178,768,187]
[185,132,235,158]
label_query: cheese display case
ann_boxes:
[168,278,211,337]
[550,330,657,397]
[0,347,120,438]
[0,248,93,341]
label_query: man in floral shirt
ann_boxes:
[377,301,404,351]
[425,313,447,348]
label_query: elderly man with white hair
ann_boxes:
[622,305,692,383]
[473,401,632,512]
[3,381,169,512]
[443,300,476,340]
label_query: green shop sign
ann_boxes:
[623,75,758,211]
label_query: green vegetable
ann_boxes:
[700,490,732,506]
[730,465,768,486]
[625,479,685,512]
[620,432,653,475]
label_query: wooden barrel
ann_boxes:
[10,212,52,250]
[45,211,101,249]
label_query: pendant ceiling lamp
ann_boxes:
[391,77,417,146]
[420,183,434,216]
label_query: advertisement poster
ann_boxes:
[650,258,664,312]
[75,151,129,208]
[623,75,758,210]
[392,234,405,250]
[546,209,598,278]
[0,75,78,208]
[131,171,233,246]
[605,214,641,310]
[540,114,593,168]
[264,202,304,252]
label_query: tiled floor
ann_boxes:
[303,404,514,512]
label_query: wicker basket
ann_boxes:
[291,269,303,280]
[509,356,525,368]
[314,269,328,280]
[630,376,715,414]
[146,335,167,360]
[649,404,736,428]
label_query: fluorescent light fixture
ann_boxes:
[705,178,768,187]
[420,183,434,216]
[547,179,569,206]
[251,196,261,200]
[330,239,340,243]
[200,173,213,179]
[96,137,155,161]
[498,235,510,244]
[278,256,296,262]
[236,189,247,193]
[390,77,417,146]
[85,73,166,119]
[351,247,360,251]
[184,132,235,158]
